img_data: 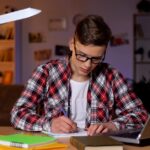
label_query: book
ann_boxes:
[70,135,123,150]
[2,70,13,85]
[32,142,68,150]
[0,142,68,150]
[0,133,56,148]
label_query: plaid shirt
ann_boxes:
[11,60,148,131]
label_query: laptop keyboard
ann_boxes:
[107,128,142,139]
[114,131,140,138]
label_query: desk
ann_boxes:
[0,126,150,150]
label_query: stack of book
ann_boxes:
[0,133,67,150]
[70,135,123,150]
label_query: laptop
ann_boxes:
[109,116,150,144]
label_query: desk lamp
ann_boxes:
[0,7,41,24]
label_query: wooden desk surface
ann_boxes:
[0,126,150,150]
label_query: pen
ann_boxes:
[60,107,68,117]
[0,140,29,148]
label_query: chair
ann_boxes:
[133,82,150,114]
[0,84,24,126]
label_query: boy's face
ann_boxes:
[69,38,106,81]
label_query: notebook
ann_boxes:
[109,116,150,144]
[42,128,87,138]
[0,133,56,148]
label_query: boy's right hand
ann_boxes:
[51,116,77,133]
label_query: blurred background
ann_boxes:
[0,0,150,115]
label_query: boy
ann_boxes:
[11,15,148,135]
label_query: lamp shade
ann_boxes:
[0,7,41,24]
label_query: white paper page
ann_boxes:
[42,129,87,138]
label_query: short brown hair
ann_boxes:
[75,15,112,46]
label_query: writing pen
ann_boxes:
[60,107,80,133]
[60,107,68,117]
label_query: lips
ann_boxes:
[80,67,90,74]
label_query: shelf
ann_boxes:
[135,37,150,40]
[0,40,14,48]
[136,61,150,64]
[134,14,150,82]
[0,62,15,71]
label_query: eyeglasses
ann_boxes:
[73,38,105,64]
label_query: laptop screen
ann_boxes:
[140,116,150,139]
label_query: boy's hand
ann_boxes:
[87,122,118,136]
[51,116,77,133]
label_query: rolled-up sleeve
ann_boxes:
[112,70,148,130]
[11,64,52,132]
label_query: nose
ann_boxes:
[84,59,92,68]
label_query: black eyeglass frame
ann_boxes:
[73,38,105,64]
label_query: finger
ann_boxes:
[87,125,99,136]
[102,127,108,133]
[59,123,73,133]
[60,116,77,132]
[60,116,75,126]
[51,117,72,133]
[71,122,78,132]
[95,124,104,134]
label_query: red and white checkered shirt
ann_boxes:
[11,60,148,132]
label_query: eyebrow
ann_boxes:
[75,49,103,58]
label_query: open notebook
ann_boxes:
[42,128,87,138]
[109,116,150,144]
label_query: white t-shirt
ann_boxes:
[70,79,89,129]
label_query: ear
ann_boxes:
[68,37,74,51]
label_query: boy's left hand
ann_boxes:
[87,122,118,136]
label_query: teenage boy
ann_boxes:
[11,15,148,135]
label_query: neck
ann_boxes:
[71,73,90,82]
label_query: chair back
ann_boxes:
[0,84,24,126]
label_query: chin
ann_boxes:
[79,71,89,77]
